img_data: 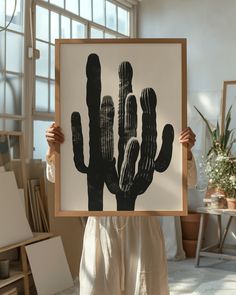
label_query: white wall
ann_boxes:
[138,0,236,245]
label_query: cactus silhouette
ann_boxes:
[71,53,174,211]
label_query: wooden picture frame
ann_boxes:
[55,39,187,216]
[221,80,236,155]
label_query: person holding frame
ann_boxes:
[45,124,196,295]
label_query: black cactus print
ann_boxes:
[71,53,174,211]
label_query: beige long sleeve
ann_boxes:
[187,157,197,188]
[46,155,55,183]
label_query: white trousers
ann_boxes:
[79,216,169,295]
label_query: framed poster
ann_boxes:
[55,39,187,216]
[221,80,236,156]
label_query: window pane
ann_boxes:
[93,0,105,25]
[0,0,5,27]
[36,41,49,78]
[34,120,54,160]
[61,16,71,38]
[6,32,23,73]
[50,45,55,79]
[5,119,21,131]
[36,6,49,41]
[106,1,116,31]
[35,78,49,112]
[105,32,116,38]
[5,74,22,115]
[0,71,4,113]
[50,81,55,112]
[6,0,23,32]
[80,0,91,20]
[118,7,129,35]
[66,0,78,14]
[50,12,59,43]
[91,27,103,38]
[72,20,85,38]
[50,0,64,8]
[9,135,20,159]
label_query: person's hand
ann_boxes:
[45,123,64,157]
[179,127,196,160]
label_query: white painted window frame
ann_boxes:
[0,0,25,131]
[1,0,138,158]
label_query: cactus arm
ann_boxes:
[117,61,133,175]
[71,112,88,173]
[131,88,157,195]
[99,95,120,194]
[100,96,115,161]
[124,94,137,145]
[155,124,174,172]
[104,158,120,194]
[119,138,139,192]
[86,53,102,167]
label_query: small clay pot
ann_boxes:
[211,194,225,209]
[226,198,236,210]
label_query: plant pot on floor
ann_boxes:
[180,212,201,258]
[181,212,201,240]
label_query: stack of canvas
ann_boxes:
[27,178,49,232]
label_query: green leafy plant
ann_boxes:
[194,106,235,156]
[195,105,236,198]
[206,154,236,198]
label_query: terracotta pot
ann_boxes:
[205,187,227,208]
[180,212,201,240]
[226,198,236,210]
[205,186,226,198]
[182,240,197,258]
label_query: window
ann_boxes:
[0,0,24,131]
[0,0,135,159]
[33,0,132,160]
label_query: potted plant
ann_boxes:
[195,106,236,208]
[206,153,236,208]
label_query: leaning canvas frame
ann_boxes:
[55,39,187,216]
[0,131,29,217]
[221,80,236,155]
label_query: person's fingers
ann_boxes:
[180,128,195,139]
[179,137,196,146]
[46,128,64,139]
[46,133,64,143]
[47,137,63,144]
[180,127,192,135]
[180,126,195,135]
[179,134,196,141]
[180,138,195,149]
[179,130,196,140]
[46,125,63,135]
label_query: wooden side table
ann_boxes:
[195,207,236,267]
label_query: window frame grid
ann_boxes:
[32,0,135,158]
[33,0,130,116]
[0,1,26,131]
